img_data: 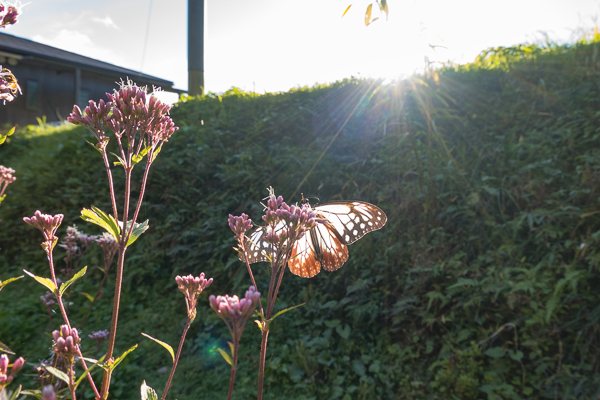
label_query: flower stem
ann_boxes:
[161,317,192,400]
[226,338,240,400]
[48,248,101,399]
[101,166,132,400]
[257,327,270,400]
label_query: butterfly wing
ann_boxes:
[315,201,387,244]
[288,221,349,277]
[243,227,271,264]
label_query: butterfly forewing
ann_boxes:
[315,201,387,244]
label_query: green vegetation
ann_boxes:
[1,39,600,399]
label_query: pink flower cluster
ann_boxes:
[0,165,15,201]
[209,286,261,340]
[23,211,64,244]
[228,213,253,238]
[0,354,24,386]
[176,273,213,320]
[0,67,20,104]
[68,80,178,154]
[0,2,19,28]
[52,325,81,358]
[261,192,316,244]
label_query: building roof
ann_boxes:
[0,32,181,91]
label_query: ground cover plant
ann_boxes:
[0,33,599,399]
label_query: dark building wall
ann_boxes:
[0,60,163,126]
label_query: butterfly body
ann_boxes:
[245,201,387,278]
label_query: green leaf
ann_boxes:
[150,144,162,162]
[111,152,126,167]
[108,344,138,372]
[74,356,103,389]
[141,333,174,364]
[484,347,506,359]
[140,380,158,400]
[216,347,233,366]
[0,339,14,354]
[59,266,87,296]
[124,219,150,247]
[44,365,70,384]
[132,146,151,165]
[80,291,95,303]
[81,206,120,240]
[0,275,23,292]
[7,385,21,400]
[0,126,15,145]
[268,302,305,323]
[23,270,57,293]
[342,4,352,17]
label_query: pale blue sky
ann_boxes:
[7,0,600,93]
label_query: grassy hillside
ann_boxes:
[1,38,599,399]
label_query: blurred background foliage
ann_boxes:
[0,37,600,399]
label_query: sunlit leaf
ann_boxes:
[0,275,23,292]
[59,266,87,296]
[132,146,151,165]
[141,333,174,363]
[0,340,14,354]
[216,347,233,366]
[140,380,158,400]
[342,4,352,17]
[74,356,103,389]
[44,365,70,384]
[7,385,21,400]
[80,291,95,303]
[23,270,57,293]
[127,219,149,247]
[81,206,120,240]
[268,302,305,322]
[107,344,138,372]
[364,3,373,26]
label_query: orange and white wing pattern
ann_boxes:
[288,221,349,278]
[314,201,387,244]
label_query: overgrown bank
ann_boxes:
[0,39,599,399]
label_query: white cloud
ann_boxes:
[92,15,119,30]
[32,29,125,66]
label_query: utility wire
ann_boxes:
[140,0,154,71]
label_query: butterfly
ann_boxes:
[244,201,387,278]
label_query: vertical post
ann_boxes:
[188,0,204,96]
[74,67,81,105]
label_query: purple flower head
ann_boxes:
[209,286,261,341]
[69,80,178,160]
[176,272,213,320]
[67,98,111,148]
[0,2,20,28]
[52,325,80,358]
[0,354,25,386]
[228,213,252,238]
[95,232,118,267]
[88,329,109,343]
[42,385,57,400]
[23,211,64,251]
[0,165,16,203]
[0,165,15,184]
[259,189,317,251]
[0,66,20,104]
[107,80,178,148]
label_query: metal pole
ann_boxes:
[188,0,204,96]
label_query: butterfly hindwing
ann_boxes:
[288,232,321,278]
[310,221,349,272]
